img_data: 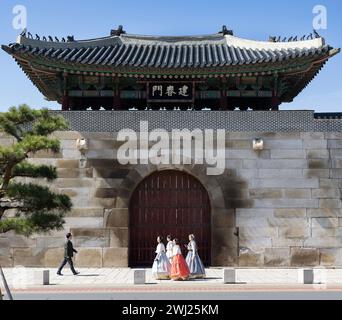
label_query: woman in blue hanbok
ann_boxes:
[185,234,206,279]
[152,236,171,280]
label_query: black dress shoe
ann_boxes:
[57,272,63,276]
[73,272,80,275]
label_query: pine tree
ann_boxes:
[0,105,72,236]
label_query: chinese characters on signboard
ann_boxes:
[149,83,193,101]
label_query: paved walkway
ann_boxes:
[2,268,342,291]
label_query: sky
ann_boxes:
[0,0,341,112]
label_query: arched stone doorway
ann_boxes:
[129,170,211,267]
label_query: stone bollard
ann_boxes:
[223,268,236,284]
[298,269,314,284]
[133,269,146,285]
[43,270,50,285]
[33,270,50,286]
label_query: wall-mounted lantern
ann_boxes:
[253,138,264,151]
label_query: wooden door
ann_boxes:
[129,170,211,267]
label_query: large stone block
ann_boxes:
[62,149,81,159]
[243,159,307,169]
[319,199,341,209]
[54,178,94,188]
[248,189,282,199]
[239,237,272,252]
[328,140,342,148]
[239,226,278,239]
[105,209,129,227]
[283,189,311,199]
[212,228,238,248]
[270,149,306,159]
[258,169,303,179]
[239,250,264,266]
[72,229,110,247]
[0,232,36,248]
[56,159,80,169]
[95,178,123,189]
[303,140,327,149]
[308,159,331,170]
[331,169,342,178]
[64,217,104,229]
[290,248,319,266]
[301,133,325,140]
[307,149,329,159]
[226,140,252,149]
[249,178,319,189]
[236,208,274,218]
[103,248,128,267]
[274,208,306,218]
[236,217,270,228]
[42,248,65,267]
[13,248,65,267]
[0,248,13,267]
[67,207,104,218]
[109,228,129,247]
[268,217,310,228]
[94,188,117,199]
[278,226,310,238]
[304,169,330,178]
[272,238,304,247]
[74,248,103,267]
[212,246,238,266]
[254,199,318,209]
[320,248,342,266]
[312,188,339,199]
[304,237,342,248]
[332,159,342,168]
[36,237,65,248]
[212,209,236,228]
[311,217,339,228]
[264,248,290,266]
[264,140,303,149]
[306,208,342,218]
[319,178,342,188]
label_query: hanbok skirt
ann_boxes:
[186,252,206,279]
[152,252,171,280]
[170,254,190,280]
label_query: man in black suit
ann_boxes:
[57,233,80,276]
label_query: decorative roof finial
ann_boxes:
[20,28,27,37]
[219,25,233,36]
[269,36,276,42]
[27,32,33,39]
[67,36,75,42]
[35,34,40,40]
[48,36,54,42]
[313,29,321,38]
[111,25,126,36]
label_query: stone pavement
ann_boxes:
[2,268,342,291]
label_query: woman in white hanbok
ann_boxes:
[166,235,174,264]
[152,236,171,280]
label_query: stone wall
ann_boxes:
[1,112,342,268]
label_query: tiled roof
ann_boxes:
[2,33,335,68]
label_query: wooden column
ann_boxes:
[113,80,122,110]
[220,78,228,111]
[61,73,69,111]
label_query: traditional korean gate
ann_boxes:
[129,170,211,267]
